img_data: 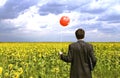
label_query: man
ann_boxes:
[59,28,97,78]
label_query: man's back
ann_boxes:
[61,40,97,78]
[70,40,96,78]
[60,28,97,78]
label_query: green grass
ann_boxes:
[0,42,120,78]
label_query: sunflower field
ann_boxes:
[0,42,120,78]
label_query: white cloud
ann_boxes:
[110,5,120,14]
[0,0,7,7]
[0,0,120,42]
[7,5,81,34]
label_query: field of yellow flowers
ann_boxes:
[0,42,120,78]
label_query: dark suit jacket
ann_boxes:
[60,40,97,78]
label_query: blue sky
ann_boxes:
[0,0,120,42]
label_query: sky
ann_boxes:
[0,0,120,42]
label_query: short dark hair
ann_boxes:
[75,28,85,39]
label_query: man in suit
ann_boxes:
[59,28,97,78]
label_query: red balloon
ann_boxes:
[60,16,70,26]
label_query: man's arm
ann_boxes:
[89,45,97,68]
[60,45,73,63]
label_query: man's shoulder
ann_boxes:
[69,42,78,46]
[70,41,92,46]
[70,41,92,47]
[85,42,92,46]
[84,42,93,47]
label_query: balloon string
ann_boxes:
[60,28,63,51]
[61,29,62,42]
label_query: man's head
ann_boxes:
[75,28,85,39]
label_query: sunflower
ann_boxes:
[0,67,3,75]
